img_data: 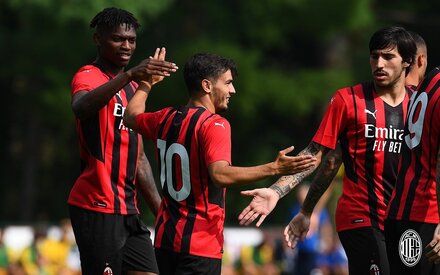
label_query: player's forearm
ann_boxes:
[302,149,342,215]
[210,162,281,187]
[123,82,151,131]
[136,150,161,216]
[269,142,325,198]
[72,72,132,120]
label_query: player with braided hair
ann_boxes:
[69,7,178,275]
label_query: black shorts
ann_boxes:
[338,226,389,275]
[69,205,158,275]
[385,219,440,275]
[155,248,221,275]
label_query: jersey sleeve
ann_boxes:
[312,90,347,150]
[135,110,165,140]
[71,66,101,95]
[201,117,232,165]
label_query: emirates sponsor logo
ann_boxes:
[364,124,404,140]
[113,103,131,131]
[365,124,404,153]
[113,103,126,117]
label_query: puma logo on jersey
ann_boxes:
[365,109,377,119]
[214,122,225,129]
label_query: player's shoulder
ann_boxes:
[73,64,101,78]
[420,66,440,92]
[71,64,106,92]
[147,106,174,120]
[337,82,371,95]
[202,113,230,129]
[206,113,228,123]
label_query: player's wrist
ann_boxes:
[300,208,312,217]
[269,185,283,199]
[123,70,134,81]
[269,161,282,176]
[138,81,152,92]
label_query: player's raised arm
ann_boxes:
[123,48,178,131]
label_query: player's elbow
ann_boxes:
[71,102,90,121]
[123,112,137,131]
[208,162,235,187]
[211,175,234,187]
[71,91,94,120]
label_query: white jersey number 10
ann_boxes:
[157,139,191,201]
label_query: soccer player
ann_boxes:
[238,26,417,275]
[405,31,428,90]
[69,7,178,275]
[123,52,317,275]
[237,30,427,229]
[384,65,440,274]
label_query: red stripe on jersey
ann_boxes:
[387,67,440,223]
[313,82,411,232]
[68,65,140,215]
[136,106,231,259]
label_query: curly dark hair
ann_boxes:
[90,7,140,33]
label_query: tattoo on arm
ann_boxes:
[269,176,299,198]
[302,147,342,215]
[269,142,328,198]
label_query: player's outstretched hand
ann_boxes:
[238,188,279,227]
[426,223,440,264]
[284,211,310,249]
[128,47,178,84]
[274,146,316,175]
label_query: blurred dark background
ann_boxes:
[1,0,439,226]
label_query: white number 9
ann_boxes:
[405,92,428,149]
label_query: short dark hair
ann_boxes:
[183,53,238,94]
[90,7,140,33]
[408,30,427,54]
[369,26,417,75]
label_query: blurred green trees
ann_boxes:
[0,0,438,226]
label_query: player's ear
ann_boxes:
[403,58,412,68]
[93,32,101,46]
[201,79,212,94]
[417,54,425,67]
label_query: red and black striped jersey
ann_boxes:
[68,64,141,215]
[313,82,412,232]
[135,106,231,259]
[387,67,440,224]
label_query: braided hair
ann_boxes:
[90,7,140,33]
